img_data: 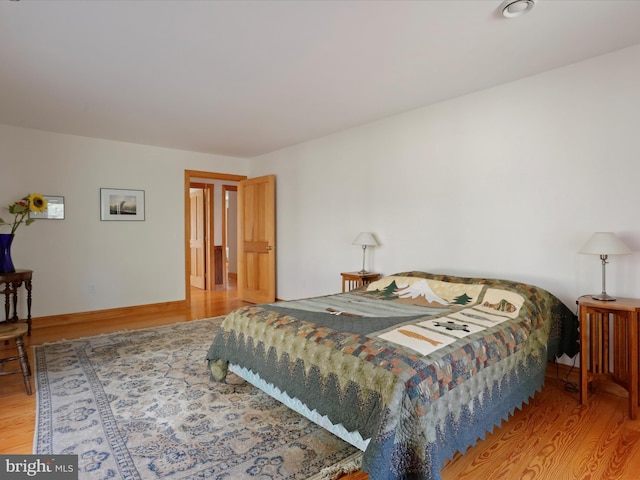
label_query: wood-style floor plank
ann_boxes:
[0,284,250,454]
[342,374,640,480]
[2,285,640,479]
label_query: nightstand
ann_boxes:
[341,271,381,292]
[577,295,640,420]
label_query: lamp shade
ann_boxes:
[579,232,631,255]
[352,232,378,247]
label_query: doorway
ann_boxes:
[184,170,247,304]
[222,185,238,288]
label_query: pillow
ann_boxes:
[366,275,484,307]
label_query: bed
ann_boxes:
[206,271,578,480]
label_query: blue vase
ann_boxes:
[0,233,15,274]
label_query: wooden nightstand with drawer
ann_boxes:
[340,271,381,292]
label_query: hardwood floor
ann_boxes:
[343,366,640,480]
[0,283,250,454]
[2,288,640,479]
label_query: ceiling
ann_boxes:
[2,1,640,158]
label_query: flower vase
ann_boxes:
[0,233,16,274]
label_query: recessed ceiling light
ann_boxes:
[500,0,536,18]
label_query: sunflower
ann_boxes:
[28,193,48,213]
[0,193,48,234]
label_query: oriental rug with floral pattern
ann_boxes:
[34,317,360,479]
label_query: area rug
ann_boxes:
[34,317,361,480]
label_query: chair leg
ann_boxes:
[15,335,32,395]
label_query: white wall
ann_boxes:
[227,190,238,274]
[4,43,640,321]
[0,125,249,317]
[251,44,640,309]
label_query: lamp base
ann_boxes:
[591,293,617,301]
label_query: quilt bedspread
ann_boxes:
[206,272,576,480]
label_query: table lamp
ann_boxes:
[579,232,631,301]
[352,232,378,274]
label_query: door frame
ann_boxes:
[184,170,247,304]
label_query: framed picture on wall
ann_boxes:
[100,188,145,221]
[29,195,65,220]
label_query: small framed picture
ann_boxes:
[30,195,65,220]
[100,188,145,221]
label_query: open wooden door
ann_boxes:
[189,188,206,289]
[237,174,276,303]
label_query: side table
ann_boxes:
[0,269,33,335]
[577,295,640,420]
[341,271,381,292]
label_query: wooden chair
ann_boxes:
[0,323,32,395]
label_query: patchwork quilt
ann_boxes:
[206,271,577,480]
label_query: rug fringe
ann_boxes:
[307,452,363,480]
